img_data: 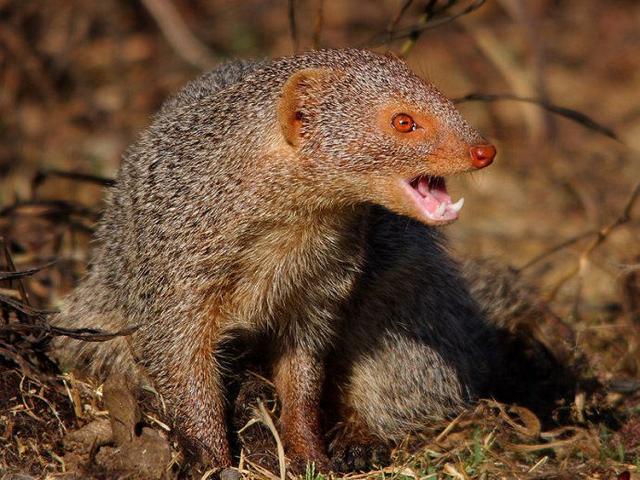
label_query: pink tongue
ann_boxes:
[431,189,451,203]
[416,177,452,213]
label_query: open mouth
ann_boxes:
[400,175,464,224]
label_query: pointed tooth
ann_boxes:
[436,202,446,216]
[450,197,465,213]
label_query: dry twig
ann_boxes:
[366,0,485,49]
[455,93,620,141]
[288,0,299,53]
[140,0,216,70]
[1,322,139,342]
[386,0,414,49]
[519,230,595,272]
[32,169,115,192]
[312,0,325,49]
[0,261,56,281]
[399,0,439,58]
[542,182,640,309]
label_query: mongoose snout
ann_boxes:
[395,141,495,224]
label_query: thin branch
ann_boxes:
[0,293,57,317]
[518,230,595,272]
[458,16,547,143]
[256,398,286,480]
[544,182,640,308]
[577,182,640,261]
[366,0,485,48]
[1,323,140,342]
[140,0,216,70]
[386,0,414,50]
[288,0,299,53]
[0,261,56,281]
[312,0,324,49]
[0,200,99,220]
[33,169,115,190]
[2,241,30,307]
[454,93,620,141]
[399,0,439,58]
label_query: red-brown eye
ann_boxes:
[392,113,416,133]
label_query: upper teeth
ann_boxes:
[436,202,446,216]
[450,197,464,213]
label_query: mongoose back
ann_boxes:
[53,48,496,469]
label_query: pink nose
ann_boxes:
[470,144,496,169]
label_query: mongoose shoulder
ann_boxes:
[52,48,496,470]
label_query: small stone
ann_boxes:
[219,468,242,480]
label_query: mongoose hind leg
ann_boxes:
[274,348,330,471]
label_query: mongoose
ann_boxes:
[52,48,496,469]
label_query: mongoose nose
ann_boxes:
[469,144,496,169]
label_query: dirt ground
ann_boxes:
[1,0,639,478]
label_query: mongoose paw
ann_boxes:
[329,441,391,473]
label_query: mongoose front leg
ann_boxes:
[274,349,329,469]
[138,330,232,468]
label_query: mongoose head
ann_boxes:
[277,49,495,226]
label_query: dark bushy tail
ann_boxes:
[462,258,577,419]
[49,273,143,384]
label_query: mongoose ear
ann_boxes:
[277,68,331,147]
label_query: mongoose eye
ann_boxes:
[392,113,417,133]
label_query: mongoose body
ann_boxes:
[53,49,496,469]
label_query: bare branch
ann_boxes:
[0,292,57,316]
[312,0,325,49]
[399,0,439,58]
[288,0,299,53]
[140,0,216,70]
[518,230,595,272]
[0,200,99,221]
[543,182,640,309]
[386,0,414,50]
[1,323,140,342]
[454,93,620,141]
[33,169,115,190]
[366,0,485,49]
[0,261,56,281]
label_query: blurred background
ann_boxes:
[0,0,639,475]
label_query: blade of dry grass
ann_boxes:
[256,397,286,480]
